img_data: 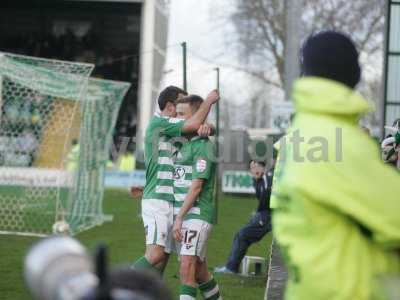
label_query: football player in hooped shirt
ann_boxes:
[132,87,219,276]
[172,95,222,300]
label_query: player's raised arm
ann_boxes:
[181,90,219,133]
[197,123,215,137]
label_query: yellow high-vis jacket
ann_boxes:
[118,154,136,172]
[272,77,400,300]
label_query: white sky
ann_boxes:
[162,0,288,128]
[163,0,253,103]
[164,0,224,93]
[162,0,383,129]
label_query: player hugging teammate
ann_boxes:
[172,95,222,300]
[132,86,221,300]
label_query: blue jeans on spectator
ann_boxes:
[226,210,272,272]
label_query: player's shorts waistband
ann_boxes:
[142,198,174,202]
[173,206,201,215]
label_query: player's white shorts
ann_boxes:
[180,219,213,261]
[141,199,174,253]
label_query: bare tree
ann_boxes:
[230,0,385,87]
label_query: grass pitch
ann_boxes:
[0,189,271,300]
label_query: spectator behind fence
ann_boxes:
[214,160,274,274]
[271,30,400,300]
[66,139,79,171]
[1,29,136,149]
[117,146,136,172]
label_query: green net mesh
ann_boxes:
[3,52,94,77]
[0,53,129,236]
[68,79,130,234]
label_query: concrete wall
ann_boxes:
[137,0,169,155]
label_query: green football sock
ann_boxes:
[154,265,164,275]
[132,256,161,274]
[199,277,222,300]
[179,284,197,300]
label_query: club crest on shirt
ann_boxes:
[196,159,207,173]
[174,166,186,180]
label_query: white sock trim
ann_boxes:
[203,285,220,299]
[180,295,196,300]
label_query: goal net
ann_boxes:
[69,78,130,234]
[0,53,129,236]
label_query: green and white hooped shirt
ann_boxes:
[173,136,216,224]
[142,113,184,202]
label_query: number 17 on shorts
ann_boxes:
[180,219,212,261]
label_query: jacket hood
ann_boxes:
[293,77,371,119]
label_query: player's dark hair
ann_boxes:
[158,86,187,110]
[176,94,204,112]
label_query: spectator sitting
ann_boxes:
[18,129,38,166]
[214,160,274,274]
[0,29,136,163]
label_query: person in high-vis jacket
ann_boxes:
[271,31,400,300]
[66,139,80,171]
[118,150,136,172]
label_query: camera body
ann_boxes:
[25,236,97,300]
[24,236,172,300]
